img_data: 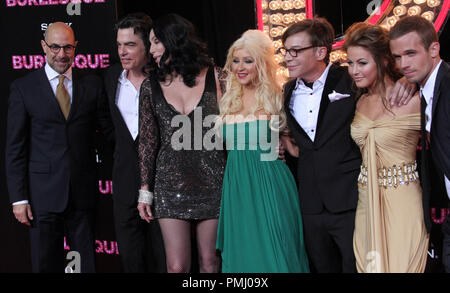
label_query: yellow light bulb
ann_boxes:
[293,0,305,9]
[393,5,407,17]
[407,6,422,16]
[421,11,435,21]
[427,0,441,7]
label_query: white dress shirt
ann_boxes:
[420,60,449,199]
[45,62,73,103]
[115,70,139,140]
[289,63,332,142]
[13,63,73,206]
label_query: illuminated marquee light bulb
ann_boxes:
[421,11,435,21]
[281,0,293,10]
[273,40,283,50]
[393,5,407,16]
[293,0,306,9]
[295,13,306,22]
[386,15,400,27]
[269,0,281,10]
[262,0,268,10]
[330,51,340,63]
[270,27,283,38]
[427,0,441,7]
[270,13,282,24]
[273,54,282,64]
[399,0,412,4]
[263,14,269,24]
[413,0,426,4]
[263,25,270,34]
[283,13,295,25]
[407,5,422,16]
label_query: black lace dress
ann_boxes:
[138,67,226,220]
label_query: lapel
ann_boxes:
[432,61,449,118]
[108,65,138,147]
[36,68,66,121]
[314,65,341,145]
[68,68,84,122]
[284,79,311,144]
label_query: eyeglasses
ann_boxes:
[280,45,315,57]
[44,40,76,54]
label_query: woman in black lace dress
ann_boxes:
[137,14,226,273]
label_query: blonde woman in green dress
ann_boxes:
[215,30,309,273]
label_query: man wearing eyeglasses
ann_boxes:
[5,22,113,272]
[281,18,415,273]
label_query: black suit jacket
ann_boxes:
[430,61,450,185]
[421,61,450,230]
[284,65,361,214]
[5,67,113,213]
[104,64,141,207]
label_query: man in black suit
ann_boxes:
[6,22,113,272]
[104,13,165,273]
[281,18,360,273]
[390,16,450,272]
[281,18,415,273]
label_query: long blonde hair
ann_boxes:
[217,30,286,131]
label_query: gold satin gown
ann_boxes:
[351,112,429,273]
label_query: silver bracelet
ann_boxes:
[138,189,154,205]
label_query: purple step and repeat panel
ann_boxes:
[0,0,120,273]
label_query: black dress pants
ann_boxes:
[29,205,96,273]
[302,209,356,273]
[113,200,166,273]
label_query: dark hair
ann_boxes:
[282,17,335,64]
[344,22,402,108]
[115,13,152,53]
[150,13,213,87]
[389,16,438,49]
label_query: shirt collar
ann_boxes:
[420,60,442,103]
[118,69,129,85]
[45,63,72,81]
[295,63,332,90]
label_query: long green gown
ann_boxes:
[216,119,310,273]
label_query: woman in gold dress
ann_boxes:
[344,22,429,273]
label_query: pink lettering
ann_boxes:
[12,54,108,70]
[23,55,34,69]
[74,54,88,69]
[6,0,105,6]
[431,208,450,225]
[33,55,45,68]
[95,240,103,253]
[98,180,112,194]
[64,237,71,250]
[87,54,99,69]
[99,54,109,68]
[103,241,116,255]
[12,56,23,69]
